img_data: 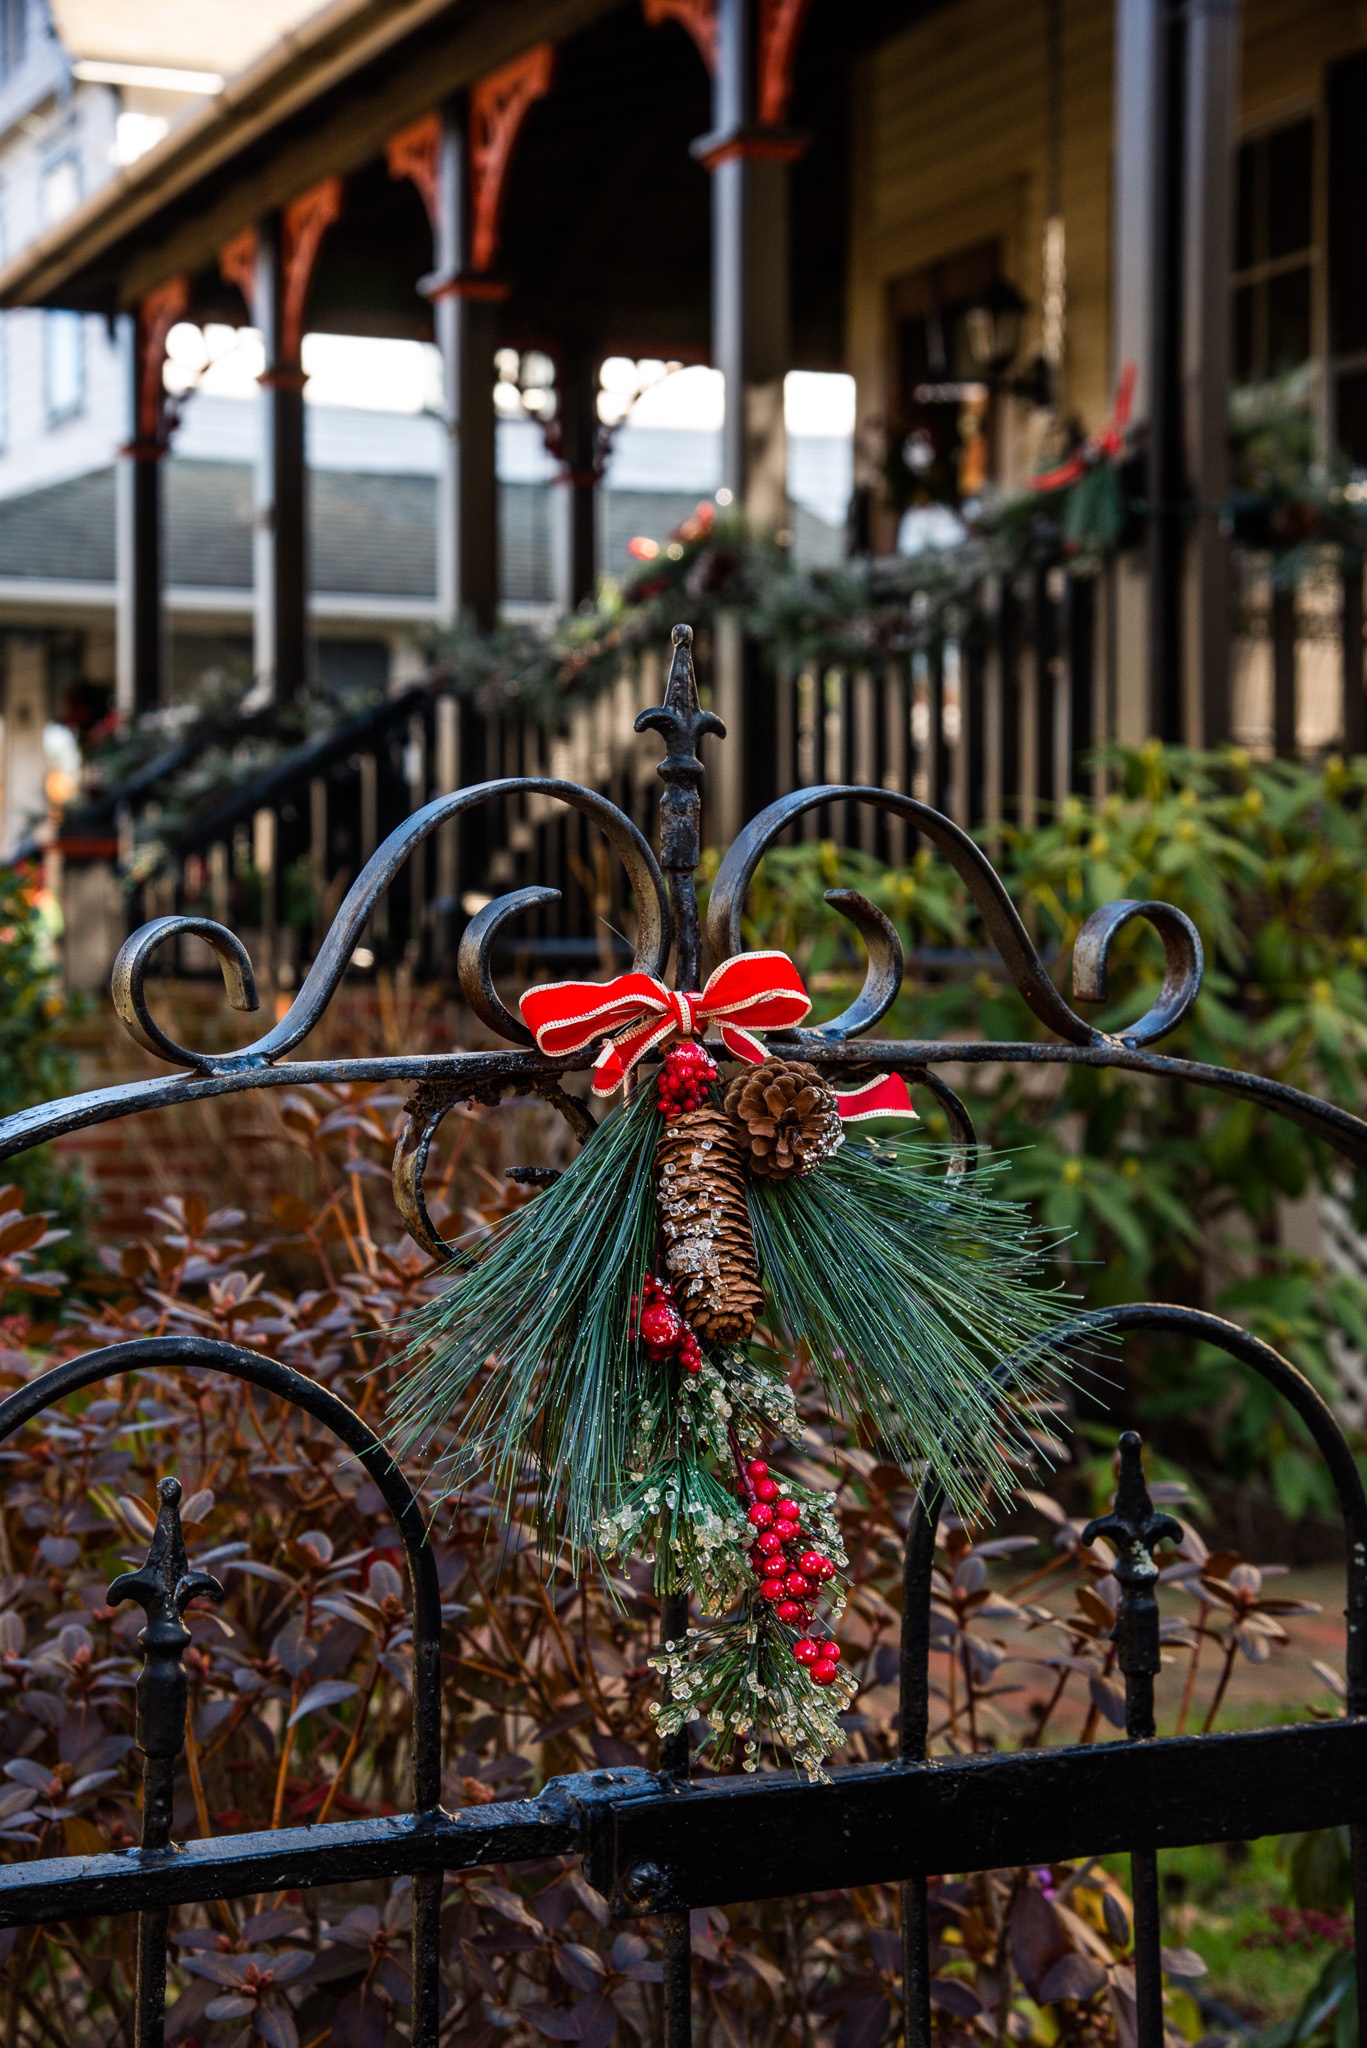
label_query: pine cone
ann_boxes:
[655,1105,763,1344]
[723,1058,844,1181]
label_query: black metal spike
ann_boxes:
[636,623,725,991]
[110,1477,224,1852]
[1081,1431,1182,1742]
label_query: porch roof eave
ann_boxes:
[0,0,618,316]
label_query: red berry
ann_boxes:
[748,1504,774,1528]
[792,1638,821,1665]
[820,1642,842,1665]
[760,1579,787,1603]
[684,1357,701,1376]
[775,1499,798,1522]
[757,1530,783,1556]
[746,1459,769,1482]
[775,1600,806,1623]
[784,1572,812,1599]
[799,1552,827,1578]
[639,1303,684,1356]
[754,1478,779,1503]
[811,1661,839,1686]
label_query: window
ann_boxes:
[1232,117,1315,385]
[44,312,83,423]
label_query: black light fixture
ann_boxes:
[963,277,1027,382]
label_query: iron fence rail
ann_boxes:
[0,622,1364,2047]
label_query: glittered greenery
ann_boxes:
[651,1609,857,1780]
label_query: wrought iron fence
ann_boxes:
[2,621,1366,2048]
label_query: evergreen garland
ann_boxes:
[390,1046,1071,1777]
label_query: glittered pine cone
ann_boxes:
[723,1058,844,1181]
[655,1105,763,1345]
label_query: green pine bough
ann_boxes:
[388,1050,1069,1774]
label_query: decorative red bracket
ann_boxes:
[281,176,343,365]
[385,112,442,233]
[129,275,189,456]
[468,45,553,274]
[643,0,810,141]
[757,0,811,126]
[218,226,259,318]
[641,0,717,70]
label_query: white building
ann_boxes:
[0,0,852,856]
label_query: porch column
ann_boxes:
[551,334,600,611]
[430,101,499,632]
[115,277,187,716]
[691,0,809,837]
[1182,0,1240,747]
[394,57,552,633]
[695,0,804,528]
[1111,0,1240,748]
[246,180,341,704]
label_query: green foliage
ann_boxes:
[749,1136,1068,1510]
[723,743,1367,1513]
[387,1084,660,1553]
[0,864,82,1224]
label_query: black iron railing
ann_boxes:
[2,621,1366,2047]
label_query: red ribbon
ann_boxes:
[519,951,918,1123]
[1028,360,1137,494]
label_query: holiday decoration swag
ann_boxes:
[389,950,1065,1776]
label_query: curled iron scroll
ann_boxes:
[113,917,260,1072]
[707,785,1204,1050]
[112,779,671,1075]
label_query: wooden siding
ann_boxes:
[849,0,1367,503]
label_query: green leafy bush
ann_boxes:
[0,864,81,1226]
[716,743,1367,1512]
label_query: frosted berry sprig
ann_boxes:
[657,1041,718,1119]
[739,1456,841,1672]
[634,1271,703,1375]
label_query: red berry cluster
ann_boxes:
[740,1458,841,1679]
[657,1041,718,1118]
[633,1273,703,1375]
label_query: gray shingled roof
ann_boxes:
[0,460,840,604]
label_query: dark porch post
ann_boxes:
[697,0,796,529]
[253,180,341,704]
[387,108,499,633]
[429,100,499,632]
[695,0,805,838]
[1112,0,1240,748]
[254,214,306,705]
[1182,0,1240,748]
[416,57,552,632]
[116,278,188,716]
[552,334,600,611]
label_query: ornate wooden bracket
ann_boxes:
[281,175,344,365]
[218,226,259,318]
[468,45,553,274]
[757,0,811,126]
[385,111,442,233]
[641,0,717,69]
[129,275,189,456]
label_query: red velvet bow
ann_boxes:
[519,951,917,1123]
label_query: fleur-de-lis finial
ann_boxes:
[109,1476,224,1635]
[109,1476,224,1850]
[636,624,725,990]
[1081,1432,1181,1740]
